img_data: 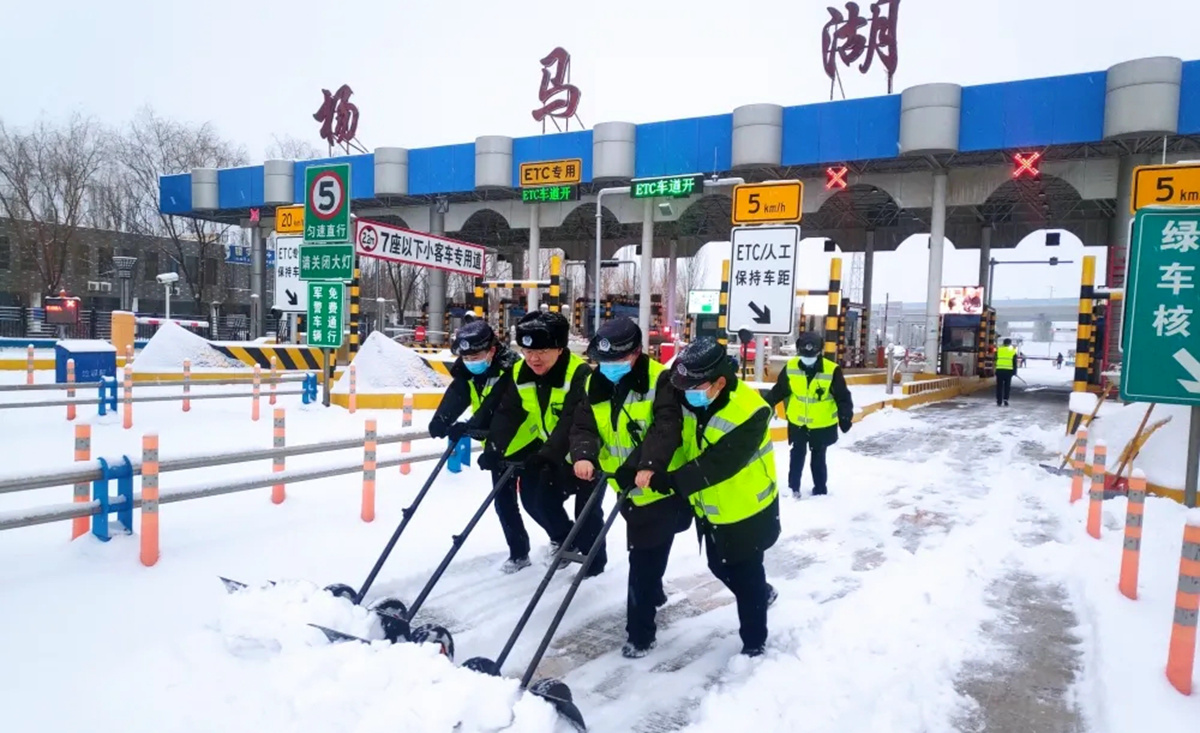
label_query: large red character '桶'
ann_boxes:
[532,47,582,126]
[313,84,360,149]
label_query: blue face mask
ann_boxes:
[464,358,489,375]
[599,361,632,383]
[685,388,713,408]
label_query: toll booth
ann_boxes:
[938,310,996,377]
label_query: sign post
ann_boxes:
[1120,207,1200,505]
[307,281,346,407]
[727,225,801,381]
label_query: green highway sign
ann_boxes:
[521,185,580,203]
[306,281,345,349]
[303,163,351,244]
[299,243,355,281]
[630,174,705,200]
[1121,208,1200,406]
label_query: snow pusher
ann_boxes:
[221,442,458,631]
[308,460,523,657]
[461,474,628,733]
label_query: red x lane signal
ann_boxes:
[1013,152,1041,180]
[826,166,849,190]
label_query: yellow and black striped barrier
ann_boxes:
[214,344,326,370]
[717,259,730,347]
[824,258,842,361]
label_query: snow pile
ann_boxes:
[132,321,247,371]
[333,331,448,393]
[1068,400,1193,489]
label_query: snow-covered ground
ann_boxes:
[1,365,1197,733]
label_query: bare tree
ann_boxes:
[265,134,321,161]
[386,262,426,321]
[116,107,247,310]
[0,114,109,296]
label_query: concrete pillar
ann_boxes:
[666,238,678,339]
[923,171,948,373]
[979,225,992,290]
[639,198,654,350]
[428,205,446,345]
[863,230,875,350]
[528,203,541,312]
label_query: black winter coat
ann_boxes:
[764,357,854,448]
[570,355,691,550]
[483,350,591,464]
[669,375,781,566]
[427,346,519,438]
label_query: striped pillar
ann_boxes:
[717,259,731,347]
[272,408,285,504]
[473,277,485,319]
[1167,513,1200,695]
[1118,470,1146,600]
[1069,426,1088,504]
[573,298,583,335]
[975,313,988,375]
[71,424,91,540]
[66,358,76,421]
[362,419,377,523]
[685,314,693,342]
[548,255,561,313]
[1073,256,1095,393]
[824,258,842,362]
[858,306,869,367]
[139,433,160,567]
[349,267,361,356]
[837,299,848,364]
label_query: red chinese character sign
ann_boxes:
[532,47,584,133]
[821,0,900,99]
[314,84,367,154]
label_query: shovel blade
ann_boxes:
[220,577,276,594]
[528,678,586,731]
[309,623,374,644]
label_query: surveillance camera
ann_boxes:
[157,272,180,284]
[657,202,673,217]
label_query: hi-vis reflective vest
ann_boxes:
[466,368,505,447]
[995,345,1017,371]
[504,352,585,458]
[587,359,689,507]
[680,380,777,526]
[783,357,838,430]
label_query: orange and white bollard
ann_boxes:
[400,393,413,475]
[1086,441,1106,539]
[269,356,278,406]
[71,423,91,540]
[125,344,133,368]
[1118,470,1147,600]
[140,433,160,567]
[348,364,358,414]
[26,344,34,385]
[362,419,377,522]
[251,365,261,422]
[66,358,76,421]
[271,408,285,504]
[1166,511,1200,695]
[1069,427,1088,504]
[182,359,191,412]
[122,365,133,430]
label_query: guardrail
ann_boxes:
[0,422,459,567]
[901,377,960,396]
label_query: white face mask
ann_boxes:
[799,355,818,366]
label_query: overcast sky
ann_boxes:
[2,0,1192,301]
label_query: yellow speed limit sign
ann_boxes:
[275,204,304,235]
[731,181,804,225]
[1131,164,1200,213]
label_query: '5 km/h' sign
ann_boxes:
[731,181,804,225]
[304,163,351,244]
[1131,164,1200,213]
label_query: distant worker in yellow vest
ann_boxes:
[765,332,854,498]
[569,317,688,658]
[994,337,1018,407]
[648,337,780,657]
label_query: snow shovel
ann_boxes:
[1015,375,1047,393]
[310,460,522,655]
[221,441,458,619]
[461,475,624,732]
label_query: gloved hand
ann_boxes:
[526,452,559,489]
[446,422,469,442]
[839,416,853,434]
[477,451,500,472]
[428,420,448,440]
[648,471,674,495]
[467,428,490,441]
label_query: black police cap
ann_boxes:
[588,317,642,362]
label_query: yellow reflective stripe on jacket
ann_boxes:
[505,353,584,457]
[995,345,1017,371]
[680,380,777,525]
[783,356,838,429]
[467,374,503,412]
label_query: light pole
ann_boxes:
[112,256,138,312]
